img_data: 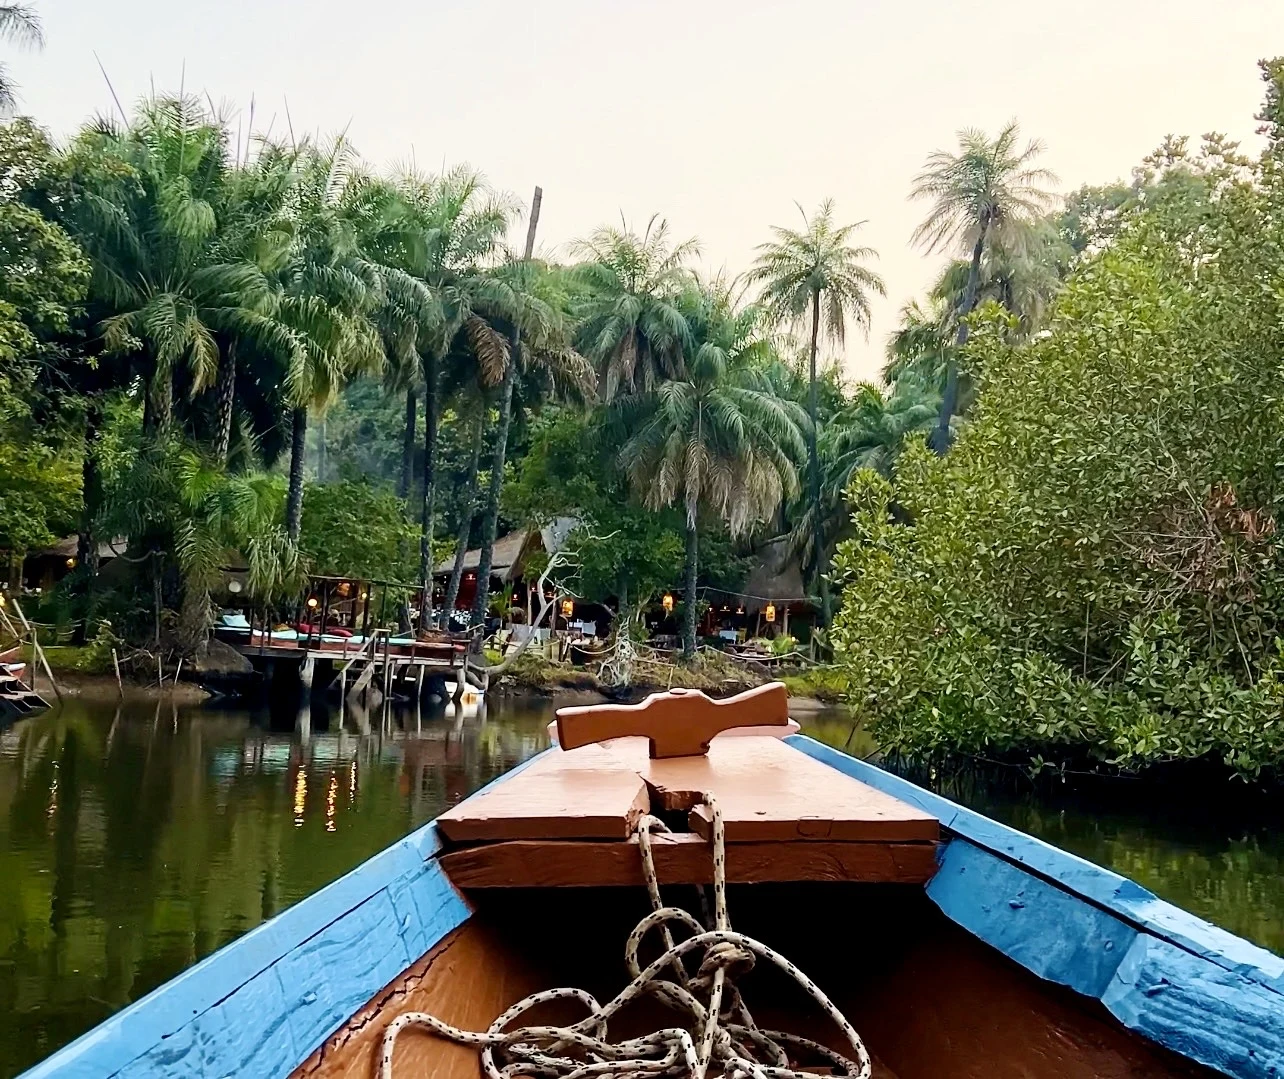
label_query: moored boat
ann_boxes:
[20,684,1283,1079]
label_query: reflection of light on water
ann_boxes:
[325,774,338,833]
[348,760,357,804]
[47,761,58,825]
[293,768,307,827]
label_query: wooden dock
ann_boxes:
[232,628,484,701]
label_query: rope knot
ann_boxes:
[695,941,755,983]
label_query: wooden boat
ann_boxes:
[21,684,1283,1079]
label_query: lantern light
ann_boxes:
[306,596,319,610]
[662,593,674,613]
[736,605,744,615]
[360,591,368,600]
[765,602,777,623]
[561,598,574,618]
[0,594,6,607]
[337,581,350,596]
[227,578,243,594]
[65,557,76,569]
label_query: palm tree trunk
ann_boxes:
[807,288,832,628]
[399,387,417,500]
[144,367,173,436]
[470,188,541,633]
[286,406,307,541]
[213,346,236,465]
[682,512,699,659]
[417,353,438,631]
[441,416,484,629]
[77,403,103,579]
[316,415,327,484]
[470,353,515,628]
[931,229,987,454]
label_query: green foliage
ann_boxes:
[298,478,418,582]
[832,169,1284,779]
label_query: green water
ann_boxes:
[0,695,1281,1077]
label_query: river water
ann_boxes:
[1,692,1281,1077]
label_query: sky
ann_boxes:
[10,0,1284,380]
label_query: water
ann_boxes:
[1,693,1281,1077]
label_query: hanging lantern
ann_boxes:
[561,598,574,618]
[765,602,777,623]
[306,596,319,610]
[736,605,744,615]
[337,581,351,597]
[65,556,76,569]
[662,593,674,613]
[360,591,368,601]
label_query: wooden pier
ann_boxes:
[232,628,485,703]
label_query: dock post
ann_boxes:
[455,663,467,701]
[416,664,425,699]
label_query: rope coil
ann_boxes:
[382,793,872,1079]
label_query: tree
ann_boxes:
[0,4,42,115]
[831,138,1284,779]
[749,199,885,626]
[469,257,591,629]
[909,121,1057,452]
[66,98,294,441]
[273,138,386,540]
[571,215,697,400]
[617,285,804,657]
[379,166,515,627]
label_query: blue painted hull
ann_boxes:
[20,737,1284,1079]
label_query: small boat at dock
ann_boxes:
[21,684,1283,1079]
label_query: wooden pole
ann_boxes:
[157,653,163,689]
[112,648,123,697]
[10,599,61,702]
[173,657,183,687]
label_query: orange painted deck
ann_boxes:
[435,734,940,887]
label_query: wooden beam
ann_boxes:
[438,834,939,888]
[555,682,790,758]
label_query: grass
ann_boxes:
[779,667,849,703]
[40,644,112,675]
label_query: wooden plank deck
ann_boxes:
[436,735,940,887]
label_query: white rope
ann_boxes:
[381,793,872,1079]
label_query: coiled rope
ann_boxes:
[381,793,872,1079]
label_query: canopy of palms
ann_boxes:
[910,120,1057,451]
[67,98,297,442]
[617,284,804,656]
[748,199,885,627]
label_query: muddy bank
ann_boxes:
[33,670,211,705]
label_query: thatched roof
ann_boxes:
[434,530,531,579]
[734,539,810,613]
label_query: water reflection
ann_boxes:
[0,692,550,1078]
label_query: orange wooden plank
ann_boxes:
[555,682,791,758]
[642,738,939,843]
[438,834,940,888]
[435,745,650,842]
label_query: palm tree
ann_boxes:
[618,285,804,657]
[0,4,42,114]
[380,166,516,624]
[910,121,1057,451]
[469,257,592,629]
[571,215,697,400]
[274,138,386,541]
[748,200,885,627]
[67,98,294,442]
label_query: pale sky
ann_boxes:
[12,0,1284,379]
